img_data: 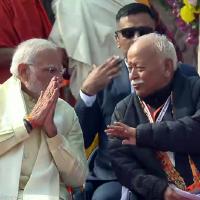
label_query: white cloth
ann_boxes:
[49,0,133,98]
[0,76,88,200]
[121,186,130,200]
[80,89,96,107]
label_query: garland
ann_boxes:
[165,0,199,45]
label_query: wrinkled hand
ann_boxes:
[164,186,192,200]
[43,91,59,137]
[105,122,136,145]
[28,76,62,136]
[81,55,122,96]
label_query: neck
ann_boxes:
[141,81,172,109]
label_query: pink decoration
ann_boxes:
[165,0,199,45]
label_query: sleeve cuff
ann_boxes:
[136,123,152,146]
[80,90,96,107]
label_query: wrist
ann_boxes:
[23,118,33,133]
[24,114,38,129]
[81,86,96,96]
[45,126,57,138]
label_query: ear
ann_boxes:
[163,58,174,78]
[18,63,29,83]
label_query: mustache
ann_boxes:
[131,79,144,85]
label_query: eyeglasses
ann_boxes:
[28,63,66,76]
[44,65,66,75]
[115,26,154,39]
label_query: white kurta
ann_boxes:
[0,76,88,200]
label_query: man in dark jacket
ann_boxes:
[106,33,200,200]
[75,3,198,200]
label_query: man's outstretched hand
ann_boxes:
[105,122,136,145]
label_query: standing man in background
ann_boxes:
[0,0,52,83]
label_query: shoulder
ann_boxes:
[175,69,200,102]
[178,63,198,77]
[114,94,133,114]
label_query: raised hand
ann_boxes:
[27,76,62,136]
[81,55,123,96]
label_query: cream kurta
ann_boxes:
[0,76,88,200]
[19,92,41,191]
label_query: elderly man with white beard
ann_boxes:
[0,38,88,200]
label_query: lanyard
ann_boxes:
[138,93,200,191]
[138,95,171,123]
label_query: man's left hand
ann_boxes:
[105,122,136,145]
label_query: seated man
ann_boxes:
[0,38,88,200]
[106,33,200,200]
[75,2,198,200]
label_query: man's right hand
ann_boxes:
[81,55,122,96]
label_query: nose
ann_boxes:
[129,68,139,81]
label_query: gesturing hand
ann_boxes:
[105,122,136,145]
[81,56,122,96]
[43,90,59,137]
[28,76,62,136]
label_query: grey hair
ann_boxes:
[10,38,58,77]
[138,33,178,70]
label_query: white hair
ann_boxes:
[10,38,57,77]
[138,33,178,70]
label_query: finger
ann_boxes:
[114,121,128,128]
[44,80,59,99]
[106,65,121,76]
[47,98,56,118]
[102,60,121,73]
[122,139,131,145]
[108,71,121,80]
[45,76,57,90]
[106,131,122,138]
[106,129,128,138]
[105,128,121,135]
[92,64,97,69]
[108,127,124,133]
[101,55,120,69]
[37,91,44,101]
[107,123,123,128]
[48,88,59,101]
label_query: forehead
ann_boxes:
[33,48,62,64]
[128,40,158,63]
[117,13,156,30]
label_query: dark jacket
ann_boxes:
[75,60,131,180]
[108,69,200,200]
[75,63,198,181]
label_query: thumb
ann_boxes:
[92,64,97,69]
